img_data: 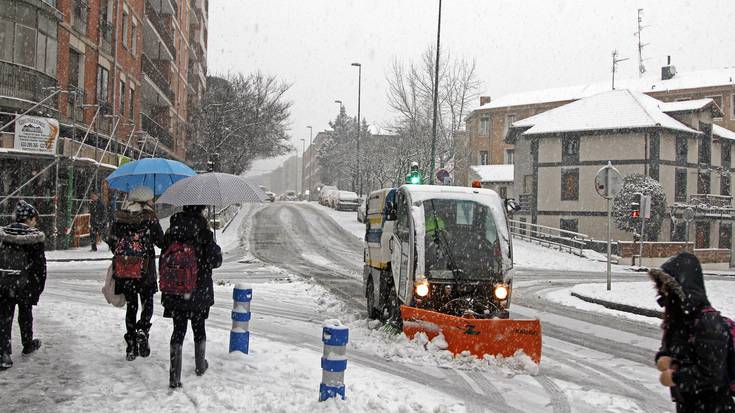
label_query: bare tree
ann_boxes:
[190,72,292,174]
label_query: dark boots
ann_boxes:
[124,333,138,361]
[22,339,41,355]
[169,344,183,389]
[137,330,150,358]
[0,353,11,370]
[195,341,208,376]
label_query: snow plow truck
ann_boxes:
[362,184,542,363]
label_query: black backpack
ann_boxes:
[0,241,30,293]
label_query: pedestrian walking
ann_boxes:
[160,205,222,388]
[107,186,163,361]
[649,252,735,413]
[88,191,106,252]
[0,201,47,370]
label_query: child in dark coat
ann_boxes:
[650,252,735,413]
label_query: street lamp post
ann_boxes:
[307,125,313,200]
[334,99,343,111]
[351,63,362,196]
[300,138,305,195]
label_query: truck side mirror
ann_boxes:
[505,198,521,214]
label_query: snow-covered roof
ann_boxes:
[367,124,396,136]
[659,98,716,113]
[517,89,700,136]
[713,124,735,141]
[470,164,514,183]
[477,68,735,111]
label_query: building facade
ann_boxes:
[460,65,735,185]
[0,0,208,248]
[508,89,735,250]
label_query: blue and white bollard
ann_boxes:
[230,284,252,354]
[319,319,349,401]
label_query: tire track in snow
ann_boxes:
[532,376,571,413]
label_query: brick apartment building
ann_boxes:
[0,0,208,248]
[459,63,735,185]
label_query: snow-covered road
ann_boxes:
[248,203,675,413]
[0,203,682,412]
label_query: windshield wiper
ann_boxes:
[428,199,462,280]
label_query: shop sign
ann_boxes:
[14,115,59,155]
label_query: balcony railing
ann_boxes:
[0,61,58,106]
[145,0,176,59]
[142,54,175,103]
[688,194,733,208]
[141,112,174,150]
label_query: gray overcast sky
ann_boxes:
[208,0,735,177]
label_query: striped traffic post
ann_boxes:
[230,284,252,354]
[319,320,349,401]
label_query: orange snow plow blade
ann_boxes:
[400,306,542,364]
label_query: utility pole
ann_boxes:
[350,63,362,196]
[611,50,629,90]
[429,0,442,184]
[307,125,313,200]
[635,8,649,78]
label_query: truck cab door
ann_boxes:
[391,192,411,302]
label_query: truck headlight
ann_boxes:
[494,285,509,300]
[415,281,430,297]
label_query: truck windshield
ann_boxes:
[423,199,504,280]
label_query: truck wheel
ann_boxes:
[366,278,380,320]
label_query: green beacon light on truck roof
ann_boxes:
[406,162,422,184]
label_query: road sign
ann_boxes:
[436,168,450,184]
[641,195,651,219]
[683,207,695,222]
[594,162,623,199]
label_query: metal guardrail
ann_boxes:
[508,219,591,256]
[688,193,733,208]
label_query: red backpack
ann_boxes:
[159,241,198,295]
[702,307,735,395]
[113,228,148,279]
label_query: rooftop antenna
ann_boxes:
[611,50,630,90]
[635,8,650,77]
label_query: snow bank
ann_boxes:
[546,280,735,324]
[513,238,627,272]
[308,202,365,240]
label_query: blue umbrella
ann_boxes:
[105,158,197,195]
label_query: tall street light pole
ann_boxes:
[429,0,442,184]
[300,138,305,195]
[334,99,343,111]
[351,62,362,196]
[307,125,313,200]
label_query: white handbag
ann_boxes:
[102,263,126,308]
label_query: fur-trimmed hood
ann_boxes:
[114,208,157,225]
[649,252,709,317]
[0,223,45,245]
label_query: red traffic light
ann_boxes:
[631,210,640,218]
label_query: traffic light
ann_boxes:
[630,201,640,219]
[406,162,422,184]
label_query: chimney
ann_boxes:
[480,96,492,106]
[661,55,677,81]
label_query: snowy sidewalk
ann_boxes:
[546,279,735,324]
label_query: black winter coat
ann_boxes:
[89,199,106,230]
[651,252,735,413]
[107,208,164,296]
[0,223,46,305]
[161,210,222,319]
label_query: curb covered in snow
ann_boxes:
[570,292,663,319]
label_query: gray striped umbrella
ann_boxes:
[156,172,268,206]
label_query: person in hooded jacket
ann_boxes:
[649,252,735,413]
[106,186,164,361]
[0,201,46,370]
[161,205,222,388]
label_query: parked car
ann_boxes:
[265,191,276,202]
[357,197,367,222]
[335,191,360,211]
[278,190,298,201]
[319,186,338,206]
